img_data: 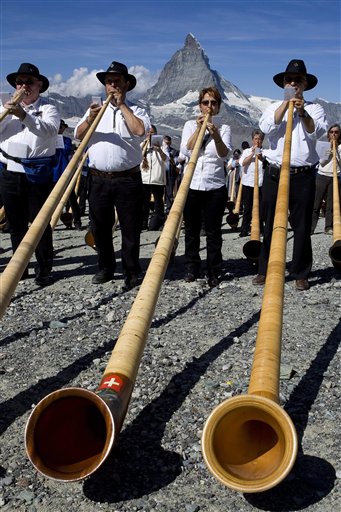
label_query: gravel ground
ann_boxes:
[0,212,340,512]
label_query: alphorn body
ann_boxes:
[328,139,341,269]
[0,89,25,122]
[25,113,211,482]
[243,155,261,262]
[0,94,113,319]
[202,101,298,493]
[226,180,242,228]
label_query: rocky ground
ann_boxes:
[0,212,340,512]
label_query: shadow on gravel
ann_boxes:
[0,336,117,437]
[246,320,340,510]
[83,311,260,503]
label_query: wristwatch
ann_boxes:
[298,110,309,118]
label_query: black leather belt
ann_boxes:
[90,165,140,179]
[265,160,317,175]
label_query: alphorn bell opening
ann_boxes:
[202,395,297,493]
[25,113,211,482]
[202,101,298,493]
[25,388,115,481]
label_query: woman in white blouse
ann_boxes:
[180,87,232,287]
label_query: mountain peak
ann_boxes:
[185,33,202,50]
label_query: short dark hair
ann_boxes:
[198,87,222,109]
[251,129,264,140]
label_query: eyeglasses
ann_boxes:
[284,76,306,84]
[329,130,340,134]
[15,79,36,86]
[201,100,218,106]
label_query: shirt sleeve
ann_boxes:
[180,121,195,158]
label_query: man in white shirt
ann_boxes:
[253,59,327,291]
[0,63,60,286]
[75,61,151,287]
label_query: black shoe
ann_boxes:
[92,269,114,284]
[122,273,140,291]
[184,272,196,283]
[208,276,220,288]
[74,221,82,230]
[239,231,249,238]
[252,274,266,286]
[20,267,29,280]
[35,272,53,287]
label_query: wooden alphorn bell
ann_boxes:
[0,94,113,319]
[202,101,298,493]
[50,151,89,231]
[226,167,237,213]
[226,180,242,228]
[0,88,25,122]
[243,155,261,262]
[25,113,211,482]
[328,139,341,269]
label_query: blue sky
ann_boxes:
[0,0,340,102]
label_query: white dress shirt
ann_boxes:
[0,97,60,171]
[180,119,232,191]
[259,101,327,167]
[240,148,264,187]
[318,143,341,177]
[75,101,151,172]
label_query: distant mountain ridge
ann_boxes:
[45,33,340,148]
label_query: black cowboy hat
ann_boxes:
[6,63,49,93]
[273,59,318,91]
[96,61,136,91]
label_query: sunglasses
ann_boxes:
[15,79,36,86]
[201,100,218,106]
[329,130,340,134]
[284,76,306,84]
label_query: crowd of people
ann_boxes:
[1,58,339,293]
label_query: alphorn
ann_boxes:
[226,180,242,228]
[243,155,261,262]
[202,101,298,493]
[226,168,237,212]
[0,94,113,319]
[0,88,25,122]
[51,151,89,230]
[328,139,341,269]
[25,113,211,482]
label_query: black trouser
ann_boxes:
[183,186,228,277]
[0,168,53,273]
[77,173,89,214]
[88,171,143,277]
[258,165,316,279]
[165,173,176,212]
[142,184,165,228]
[240,185,263,235]
[311,173,341,232]
[66,189,81,223]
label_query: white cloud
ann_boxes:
[48,66,159,98]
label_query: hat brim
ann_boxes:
[96,71,136,91]
[273,72,318,91]
[6,72,49,93]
